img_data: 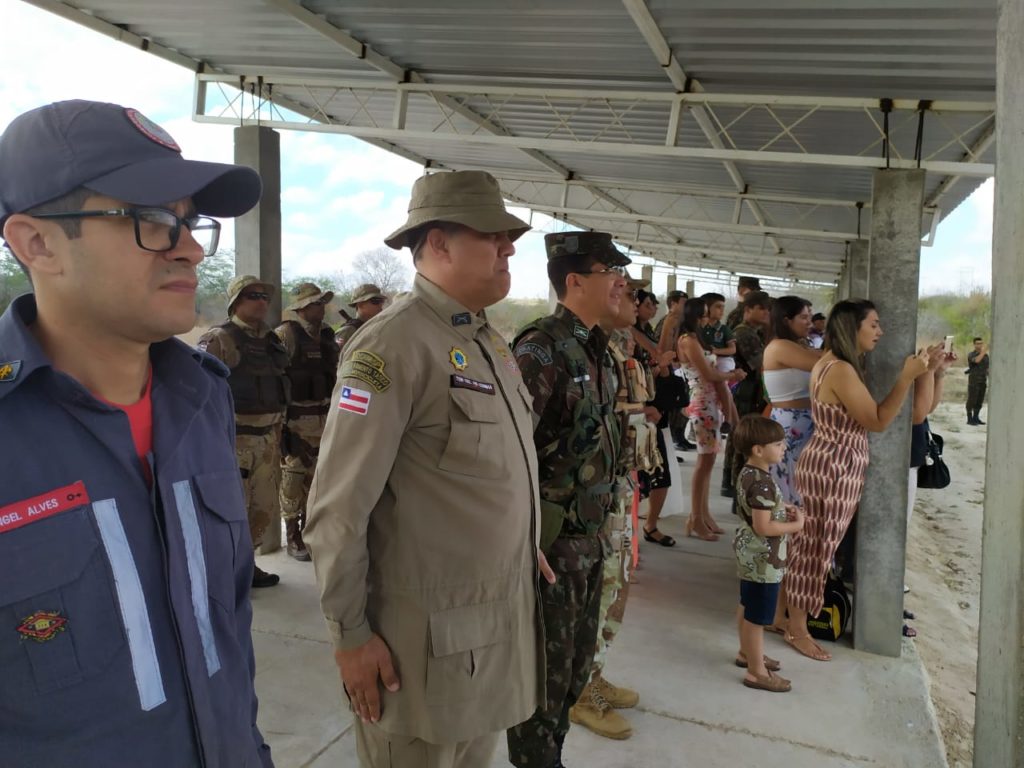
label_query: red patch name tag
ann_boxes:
[0,482,90,534]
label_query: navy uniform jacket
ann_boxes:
[0,295,272,768]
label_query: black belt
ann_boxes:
[288,404,330,418]
[236,424,275,436]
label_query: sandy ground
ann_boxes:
[905,371,985,768]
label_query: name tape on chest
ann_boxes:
[450,374,496,395]
[0,481,90,535]
[338,385,372,416]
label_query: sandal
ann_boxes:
[684,518,719,542]
[902,624,918,638]
[903,609,915,620]
[735,653,781,672]
[765,624,787,636]
[742,670,791,693]
[784,632,832,662]
[642,527,676,547]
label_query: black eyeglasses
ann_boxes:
[31,207,221,257]
[368,297,386,305]
[577,265,627,278]
[241,291,271,302]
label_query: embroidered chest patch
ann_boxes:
[17,611,68,643]
[449,347,469,371]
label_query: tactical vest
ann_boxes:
[516,315,621,547]
[609,340,662,477]
[218,321,290,416]
[281,320,340,404]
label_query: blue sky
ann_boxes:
[1,1,993,300]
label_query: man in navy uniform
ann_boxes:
[0,100,272,767]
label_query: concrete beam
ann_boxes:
[666,274,677,294]
[974,0,1024,763]
[854,169,925,657]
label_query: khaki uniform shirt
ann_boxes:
[304,273,544,744]
[198,317,283,429]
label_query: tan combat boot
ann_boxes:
[593,674,640,708]
[285,518,311,561]
[569,682,633,740]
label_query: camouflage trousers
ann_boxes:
[507,536,603,768]
[590,496,633,681]
[279,412,327,524]
[235,424,282,548]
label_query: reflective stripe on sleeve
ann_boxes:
[171,480,222,677]
[92,499,167,711]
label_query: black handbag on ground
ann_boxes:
[806,569,852,642]
[917,430,951,489]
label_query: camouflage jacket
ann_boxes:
[733,322,767,414]
[514,305,620,557]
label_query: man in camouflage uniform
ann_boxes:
[275,283,340,561]
[199,275,289,588]
[508,231,628,768]
[335,283,386,349]
[726,275,762,330]
[569,274,661,741]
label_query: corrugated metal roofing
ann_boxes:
[24,0,997,283]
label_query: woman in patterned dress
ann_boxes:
[676,298,747,541]
[783,300,928,661]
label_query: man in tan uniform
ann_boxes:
[304,171,549,768]
[275,283,340,561]
[335,283,386,349]
[198,275,289,588]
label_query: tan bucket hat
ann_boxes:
[286,282,334,311]
[384,170,531,250]
[227,274,275,314]
[349,283,386,306]
[625,271,650,290]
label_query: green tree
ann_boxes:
[0,248,32,315]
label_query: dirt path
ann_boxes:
[905,373,984,768]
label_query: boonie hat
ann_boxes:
[544,231,632,268]
[349,283,386,306]
[384,170,530,250]
[625,271,650,290]
[286,282,334,311]
[0,100,262,224]
[227,275,275,315]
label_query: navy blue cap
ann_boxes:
[0,100,262,223]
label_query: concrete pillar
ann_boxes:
[685,279,695,298]
[974,0,1024,762]
[853,169,925,657]
[234,125,283,553]
[234,126,283,325]
[848,239,869,299]
[641,265,654,288]
[666,273,677,293]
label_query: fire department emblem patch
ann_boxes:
[17,611,68,643]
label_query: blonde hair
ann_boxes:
[824,299,876,382]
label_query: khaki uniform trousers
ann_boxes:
[354,720,500,768]
[279,412,327,524]
[235,425,282,548]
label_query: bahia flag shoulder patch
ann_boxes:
[338,385,372,416]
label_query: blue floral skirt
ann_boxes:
[770,407,814,506]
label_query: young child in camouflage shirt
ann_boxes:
[732,415,805,692]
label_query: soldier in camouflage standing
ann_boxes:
[199,275,289,588]
[275,283,340,561]
[569,274,662,741]
[508,231,628,768]
[335,283,387,349]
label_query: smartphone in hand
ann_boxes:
[943,335,954,354]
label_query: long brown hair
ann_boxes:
[824,299,876,382]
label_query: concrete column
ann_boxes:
[853,169,925,657]
[848,239,869,299]
[234,126,283,325]
[685,279,695,298]
[975,0,1024,762]
[641,265,654,288]
[666,273,677,293]
[234,125,284,553]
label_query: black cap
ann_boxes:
[544,231,631,267]
[0,100,262,224]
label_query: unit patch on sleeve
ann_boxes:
[338,385,372,416]
[450,374,496,395]
[339,350,392,393]
[17,610,68,643]
[514,342,552,366]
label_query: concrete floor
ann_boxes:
[251,453,948,768]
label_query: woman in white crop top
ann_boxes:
[761,296,822,632]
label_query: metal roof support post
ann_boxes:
[854,169,925,657]
[975,0,1024,764]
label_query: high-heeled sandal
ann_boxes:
[685,518,719,542]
